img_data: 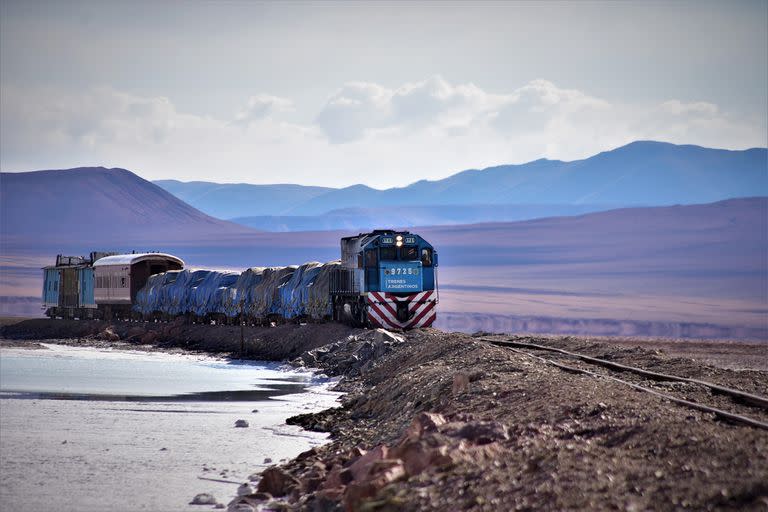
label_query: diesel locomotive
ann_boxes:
[41,230,439,330]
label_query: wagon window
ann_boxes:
[421,248,433,267]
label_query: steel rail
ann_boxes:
[481,338,768,410]
[495,344,768,431]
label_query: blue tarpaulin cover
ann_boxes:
[132,261,339,320]
[278,262,322,318]
[221,267,265,318]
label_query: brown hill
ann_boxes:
[0,167,257,245]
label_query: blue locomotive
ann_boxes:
[41,230,439,329]
[331,230,438,329]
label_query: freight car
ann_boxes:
[42,252,115,319]
[93,253,184,320]
[40,230,439,329]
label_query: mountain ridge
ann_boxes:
[152,140,768,220]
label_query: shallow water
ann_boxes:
[0,344,309,400]
[0,343,340,511]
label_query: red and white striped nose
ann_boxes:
[366,291,437,329]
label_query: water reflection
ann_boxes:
[1,382,310,402]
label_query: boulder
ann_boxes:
[140,331,158,344]
[348,445,390,481]
[256,467,301,497]
[237,483,254,496]
[343,460,406,511]
[234,419,249,428]
[373,328,404,345]
[189,493,217,505]
[405,412,447,439]
[396,439,454,476]
[98,327,120,342]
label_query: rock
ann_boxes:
[301,352,318,366]
[295,447,316,461]
[339,468,354,485]
[405,412,447,439]
[263,457,272,464]
[264,500,289,511]
[356,341,375,361]
[235,419,249,428]
[231,504,255,512]
[396,439,454,476]
[159,447,168,451]
[256,467,301,497]
[252,409,259,413]
[214,504,225,509]
[373,328,404,345]
[140,331,158,344]
[348,444,390,481]
[452,373,470,395]
[343,460,406,511]
[237,483,254,496]
[98,327,120,342]
[189,493,217,505]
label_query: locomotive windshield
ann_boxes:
[380,246,419,261]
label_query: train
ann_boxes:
[41,230,439,330]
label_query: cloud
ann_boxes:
[315,75,511,142]
[233,94,293,126]
[314,82,392,143]
[1,78,764,188]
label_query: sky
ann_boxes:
[1,0,766,189]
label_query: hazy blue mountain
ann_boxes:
[230,203,623,232]
[154,141,767,226]
[1,167,257,245]
[285,141,767,214]
[154,180,334,219]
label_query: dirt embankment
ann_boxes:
[247,331,768,511]
[3,319,767,511]
[0,318,361,361]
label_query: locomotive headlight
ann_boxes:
[395,235,403,247]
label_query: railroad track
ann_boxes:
[478,337,768,431]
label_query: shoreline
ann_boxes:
[3,319,768,510]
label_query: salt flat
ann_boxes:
[0,345,341,511]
